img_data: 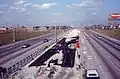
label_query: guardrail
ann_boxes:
[0,30,70,79]
[0,40,55,79]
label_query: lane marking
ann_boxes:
[83,51,87,54]
[87,56,93,59]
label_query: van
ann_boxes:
[84,69,100,79]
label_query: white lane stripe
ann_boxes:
[83,51,87,54]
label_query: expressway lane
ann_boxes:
[0,41,44,65]
[5,29,80,79]
[80,30,107,79]
[89,31,120,51]
[88,32,120,61]
[0,32,55,58]
[0,30,70,66]
[83,30,120,79]
[91,30,120,46]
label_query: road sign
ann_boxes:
[110,13,120,20]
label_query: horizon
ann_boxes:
[0,0,120,26]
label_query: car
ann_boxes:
[43,39,49,43]
[86,37,90,40]
[68,43,76,49]
[84,69,100,79]
[98,36,102,39]
[22,43,30,48]
[72,35,79,39]
[82,47,86,51]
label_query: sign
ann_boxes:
[110,13,120,20]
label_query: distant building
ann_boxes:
[0,26,52,33]
[15,26,28,32]
[39,26,48,31]
[0,27,8,33]
[33,26,48,32]
[26,26,34,32]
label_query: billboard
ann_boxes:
[110,13,120,20]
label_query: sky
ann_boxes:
[0,0,120,26]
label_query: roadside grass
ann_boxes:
[0,32,13,44]
[15,31,53,41]
[0,30,54,45]
[93,29,120,40]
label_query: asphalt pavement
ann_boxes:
[0,33,55,58]
[82,29,120,79]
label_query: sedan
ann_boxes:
[22,43,31,48]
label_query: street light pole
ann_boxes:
[55,26,57,43]
[13,28,15,42]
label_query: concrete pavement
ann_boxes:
[81,29,115,79]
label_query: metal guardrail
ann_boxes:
[0,41,55,79]
[0,30,70,79]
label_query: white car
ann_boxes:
[84,69,100,79]
[98,36,102,39]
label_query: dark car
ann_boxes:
[22,43,30,48]
[43,39,49,43]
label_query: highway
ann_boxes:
[0,33,55,58]
[0,30,70,68]
[7,29,80,79]
[0,30,69,61]
[0,29,120,79]
[83,29,120,79]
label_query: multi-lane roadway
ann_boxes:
[83,29,120,79]
[1,28,120,79]
[0,30,70,69]
[0,33,55,58]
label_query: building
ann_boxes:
[0,27,8,33]
[33,26,48,32]
[15,26,28,32]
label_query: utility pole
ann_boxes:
[13,28,15,42]
[55,26,57,43]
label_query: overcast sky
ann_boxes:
[0,0,120,26]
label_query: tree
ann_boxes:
[46,26,50,30]
[52,26,55,30]
[22,26,25,28]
